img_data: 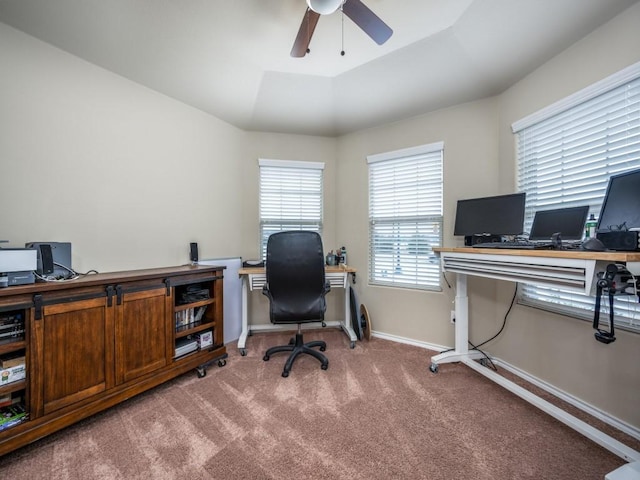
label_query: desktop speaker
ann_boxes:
[189,242,199,263]
[464,235,503,246]
[596,231,640,251]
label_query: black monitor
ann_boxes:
[596,168,640,233]
[454,192,526,236]
[528,206,589,241]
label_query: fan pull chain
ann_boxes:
[340,6,345,56]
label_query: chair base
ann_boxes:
[263,331,328,377]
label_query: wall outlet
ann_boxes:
[450,310,456,324]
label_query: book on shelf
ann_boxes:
[0,354,25,369]
[0,403,28,431]
[175,307,207,330]
[0,392,22,408]
[197,330,213,349]
[0,363,26,385]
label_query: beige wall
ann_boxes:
[0,23,247,272]
[1,1,639,430]
[335,98,501,348]
[492,2,640,426]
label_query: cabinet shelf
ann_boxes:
[175,321,215,339]
[174,298,214,312]
[0,340,26,356]
[0,379,26,396]
[173,344,223,362]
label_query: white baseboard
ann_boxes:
[494,359,640,442]
[370,330,640,443]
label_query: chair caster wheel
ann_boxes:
[263,355,270,361]
[321,363,328,370]
[282,371,289,378]
[320,346,326,352]
[429,363,439,373]
[240,349,247,356]
[350,341,355,349]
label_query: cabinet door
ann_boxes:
[115,287,168,384]
[32,297,114,416]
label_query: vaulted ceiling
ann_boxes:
[1,0,637,136]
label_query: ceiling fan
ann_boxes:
[291,0,393,57]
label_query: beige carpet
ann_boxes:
[0,329,633,479]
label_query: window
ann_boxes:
[367,142,444,290]
[259,159,324,259]
[513,62,640,331]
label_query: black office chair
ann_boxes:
[262,231,330,377]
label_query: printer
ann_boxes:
[0,248,37,287]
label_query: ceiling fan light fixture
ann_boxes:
[306,0,343,15]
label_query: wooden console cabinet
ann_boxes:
[0,265,227,456]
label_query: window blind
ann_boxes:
[514,68,640,331]
[259,159,324,259]
[367,143,443,290]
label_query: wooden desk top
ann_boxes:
[239,265,356,276]
[434,247,640,262]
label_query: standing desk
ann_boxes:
[433,247,640,466]
[237,265,357,355]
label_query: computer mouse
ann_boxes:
[581,237,606,251]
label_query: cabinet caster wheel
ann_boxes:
[429,363,439,373]
[321,363,328,370]
[350,341,355,349]
[196,367,206,378]
[240,349,247,356]
[218,359,227,367]
[263,355,270,361]
[282,371,289,378]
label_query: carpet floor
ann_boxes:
[0,329,634,479]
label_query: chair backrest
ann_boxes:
[264,231,328,324]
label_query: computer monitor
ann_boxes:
[528,206,589,241]
[453,192,526,236]
[596,168,640,233]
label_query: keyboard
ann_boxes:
[472,241,554,250]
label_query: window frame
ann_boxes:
[258,158,324,260]
[512,62,640,333]
[367,142,444,291]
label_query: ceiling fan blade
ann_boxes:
[291,8,321,57]
[342,0,393,45]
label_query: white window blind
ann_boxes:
[259,159,324,259]
[513,66,640,331]
[367,143,443,290]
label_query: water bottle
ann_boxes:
[585,213,597,238]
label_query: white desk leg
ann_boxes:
[430,273,479,372]
[341,284,357,348]
[454,273,469,354]
[237,276,249,354]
